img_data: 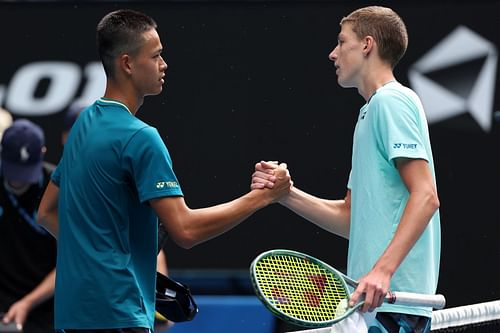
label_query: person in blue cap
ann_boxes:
[0,119,56,333]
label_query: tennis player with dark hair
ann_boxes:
[252,6,440,333]
[37,9,290,333]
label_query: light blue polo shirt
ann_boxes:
[52,98,183,329]
[347,81,441,317]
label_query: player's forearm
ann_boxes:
[280,187,350,239]
[21,269,56,309]
[157,167,290,248]
[37,182,60,239]
[37,211,59,239]
[178,189,276,247]
[159,188,280,249]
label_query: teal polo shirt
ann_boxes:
[52,98,183,329]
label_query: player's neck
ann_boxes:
[356,59,395,100]
[359,72,396,102]
[103,82,142,115]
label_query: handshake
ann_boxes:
[250,161,294,204]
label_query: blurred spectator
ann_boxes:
[0,107,13,141]
[0,119,56,332]
[61,103,85,145]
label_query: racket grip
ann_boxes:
[386,291,446,309]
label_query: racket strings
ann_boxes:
[255,255,349,322]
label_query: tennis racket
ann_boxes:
[250,249,446,328]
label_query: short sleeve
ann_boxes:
[371,91,429,163]
[123,126,183,203]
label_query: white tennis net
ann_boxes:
[285,300,500,333]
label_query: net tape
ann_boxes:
[284,300,500,333]
[432,300,500,332]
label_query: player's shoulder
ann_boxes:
[379,81,418,99]
[131,121,160,138]
[126,122,164,151]
[372,82,420,108]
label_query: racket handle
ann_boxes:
[386,291,446,309]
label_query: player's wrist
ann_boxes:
[246,188,274,209]
[372,259,397,279]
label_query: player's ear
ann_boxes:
[119,54,133,75]
[362,36,374,56]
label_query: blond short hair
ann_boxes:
[341,6,408,68]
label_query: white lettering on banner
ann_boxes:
[2,61,105,116]
[72,62,106,109]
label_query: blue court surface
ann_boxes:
[164,295,275,333]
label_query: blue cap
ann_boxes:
[1,119,45,184]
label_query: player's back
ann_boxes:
[53,98,157,329]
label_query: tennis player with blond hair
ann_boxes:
[252,6,441,333]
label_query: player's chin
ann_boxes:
[338,78,355,89]
[337,77,348,88]
[146,86,164,96]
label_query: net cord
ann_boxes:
[431,300,500,330]
[284,300,500,333]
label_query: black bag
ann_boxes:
[155,272,198,322]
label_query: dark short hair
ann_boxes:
[96,9,157,77]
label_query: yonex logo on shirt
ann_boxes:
[393,143,417,149]
[156,181,179,189]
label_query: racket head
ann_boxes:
[250,249,357,328]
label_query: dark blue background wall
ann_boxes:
[1,1,499,309]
